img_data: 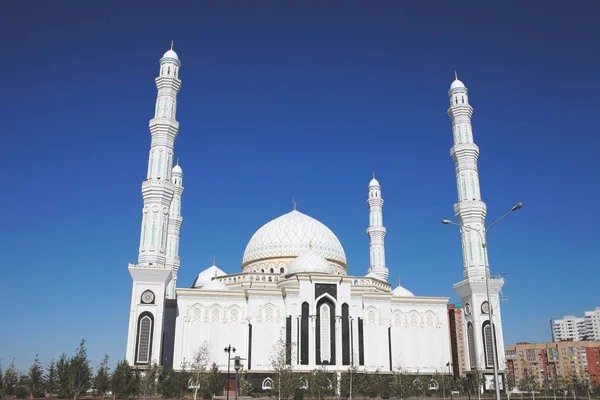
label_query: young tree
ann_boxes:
[56,353,71,398]
[70,339,92,400]
[110,359,135,400]
[1,359,4,395]
[94,355,111,398]
[519,366,540,400]
[269,329,298,400]
[139,363,161,400]
[3,359,18,396]
[45,360,58,397]
[189,343,211,400]
[158,359,190,400]
[306,367,332,400]
[236,366,253,397]
[27,354,44,399]
[206,362,224,398]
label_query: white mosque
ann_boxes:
[125,45,506,387]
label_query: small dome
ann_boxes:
[392,285,415,297]
[192,264,225,288]
[162,49,179,61]
[172,164,183,175]
[202,279,230,291]
[450,79,466,90]
[288,249,334,275]
[369,178,380,187]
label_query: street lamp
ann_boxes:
[442,202,522,400]
[224,345,236,400]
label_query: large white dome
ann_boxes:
[242,210,346,267]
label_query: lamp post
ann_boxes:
[224,345,236,400]
[442,202,522,400]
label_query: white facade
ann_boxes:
[553,308,600,341]
[125,47,506,381]
[449,76,507,377]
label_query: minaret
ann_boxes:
[138,42,182,267]
[125,44,182,367]
[166,161,184,299]
[366,174,388,281]
[449,75,506,375]
[448,74,487,279]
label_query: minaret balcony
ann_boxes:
[149,117,179,130]
[154,76,182,91]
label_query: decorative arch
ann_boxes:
[467,321,476,369]
[190,304,204,320]
[315,292,337,314]
[408,310,420,327]
[209,305,222,322]
[424,311,436,327]
[316,296,336,365]
[135,311,154,365]
[365,306,379,325]
[262,377,273,390]
[227,305,242,322]
[392,310,405,326]
[261,303,277,322]
[482,320,497,368]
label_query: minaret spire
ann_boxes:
[447,76,486,279]
[138,43,183,286]
[366,174,388,281]
[170,40,174,50]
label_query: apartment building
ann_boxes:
[553,307,600,342]
[506,340,600,388]
[448,303,467,377]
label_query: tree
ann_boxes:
[236,366,253,397]
[270,329,298,400]
[206,362,224,398]
[45,360,58,397]
[94,355,111,398]
[305,367,332,400]
[139,363,161,400]
[70,339,92,400]
[56,353,71,398]
[27,354,44,399]
[3,359,18,396]
[189,343,211,400]
[1,359,4,395]
[110,359,136,400]
[519,366,540,399]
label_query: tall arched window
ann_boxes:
[482,321,497,368]
[135,312,154,365]
[300,302,309,365]
[467,322,476,369]
[316,298,336,365]
[319,303,332,362]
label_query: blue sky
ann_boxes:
[1,1,599,371]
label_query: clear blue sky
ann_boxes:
[2,1,599,372]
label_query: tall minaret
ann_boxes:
[449,75,506,375]
[126,44,182,367]
[138,42,182,267]
[166,161,184,299]
[366,174,388,281]
[448,74,487,279]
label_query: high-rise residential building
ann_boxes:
[553,307,600,342]
[448,303,467,377]
[505,340,600,388]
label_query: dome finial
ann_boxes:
[213,256,216,266]
[373,172,375,179]
[292,198,297,211]
[454,70,458,81]
[170,40,174,50]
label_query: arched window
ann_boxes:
[262,377,273,390]
[280,268,285,273]
[270,268,274,273]
[467,322,476,369]
[319,303,332,362]
[167,66,170,75]
[135,312,154,365]
[482,321,497,368]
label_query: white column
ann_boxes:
[309,315,316,366]
[335,316,342,366]
[366,175,388,281]
[166,163,184,298]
